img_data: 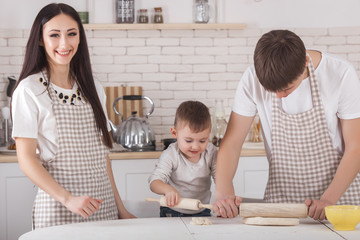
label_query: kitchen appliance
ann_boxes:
[109,95,156,151]
[104,86,143,126]
[0,76,17,146]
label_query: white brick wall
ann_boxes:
[1,27,360,141]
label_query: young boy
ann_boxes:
[148,101,217,217]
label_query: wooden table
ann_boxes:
[19,217,359,240]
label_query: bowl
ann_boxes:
[325,205,360,231]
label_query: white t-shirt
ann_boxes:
[148,142,217,214]
[232,52,360,158]
[11,71,110,163]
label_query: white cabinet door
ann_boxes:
[234,156,269,199]
[0,163,37,240]
[209,156,268,202]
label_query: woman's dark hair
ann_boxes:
[174,101,211,132]
[13,3,112,148]
[253,30,307,92]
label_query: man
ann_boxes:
[213,30,360,220]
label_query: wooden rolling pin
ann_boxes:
[146,197,212,211]
[146,197,308,218]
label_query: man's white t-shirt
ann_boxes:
[232,52,360,158]
[11,72,110,163]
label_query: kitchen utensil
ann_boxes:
[146,196,308,218]
[109,95,156,151]
[146,197,212,211]
[325,205,360,231]
[104,86,143,126]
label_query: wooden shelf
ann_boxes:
[83,23,246,30]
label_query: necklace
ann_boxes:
[39,72,84,105]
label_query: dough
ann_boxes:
[242,217,299,226]
[190,217,212,225]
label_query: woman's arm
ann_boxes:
[106,156,136,219]
[213,112,254,218]
[306,117,360,220]
[16,137,102,218]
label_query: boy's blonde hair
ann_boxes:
[174,101,211,133]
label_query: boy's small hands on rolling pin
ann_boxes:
[165,190,181,207]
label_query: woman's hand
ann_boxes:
[164,190,180,207]
[305,198,333,220]
[212,194,242,218]
[64,195,103,218]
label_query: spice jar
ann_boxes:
[153,7,163,23]
[138,9,149,23]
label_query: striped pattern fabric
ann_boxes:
[264,55,360,204]
[32,84,117,229]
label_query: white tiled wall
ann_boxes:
[1,27,360,141]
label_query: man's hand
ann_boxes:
[305,198,333,220]
[212,195,242,218]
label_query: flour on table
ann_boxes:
[190,217,212,225]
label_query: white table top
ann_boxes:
[19,217,359,240]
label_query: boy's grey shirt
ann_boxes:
[148,142,217,214]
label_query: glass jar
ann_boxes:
[138,9,149,23]
[193,0,210,23]
[211,99,227,147]
[153,7,163,23]
[116,0,135,23]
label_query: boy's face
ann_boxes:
[170,124,210,163]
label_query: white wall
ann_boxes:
[0,0,360,29]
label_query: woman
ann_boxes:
[11,3,134,229]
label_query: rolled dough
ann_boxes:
[190,217,212,225]
[242,217,299,226]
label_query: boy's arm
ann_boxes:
[148,150,180,206]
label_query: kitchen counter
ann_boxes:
[0,142,266,163]
[19,217,358,240]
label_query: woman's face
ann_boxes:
[42,14,80,68]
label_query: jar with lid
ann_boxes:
[211,99,227,147]
[153,7,163,23]
[193,0,211,23]
[138,9,149,23]
[116,0,135,23]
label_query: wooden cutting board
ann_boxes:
[104,86,143,125]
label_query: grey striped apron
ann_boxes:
[264,55,360,204]
[32,83,117,229]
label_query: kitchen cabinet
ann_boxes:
[0,163,37,240]
[0,155,268,240]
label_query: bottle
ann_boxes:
[153,7,163,23]
[116,0,135,23]
[137,9,149,23]
[211,99,227,147]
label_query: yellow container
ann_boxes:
[325,205,360,231]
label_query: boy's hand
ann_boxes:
[164,191,180,207]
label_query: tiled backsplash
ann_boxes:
[1,27,360,141]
